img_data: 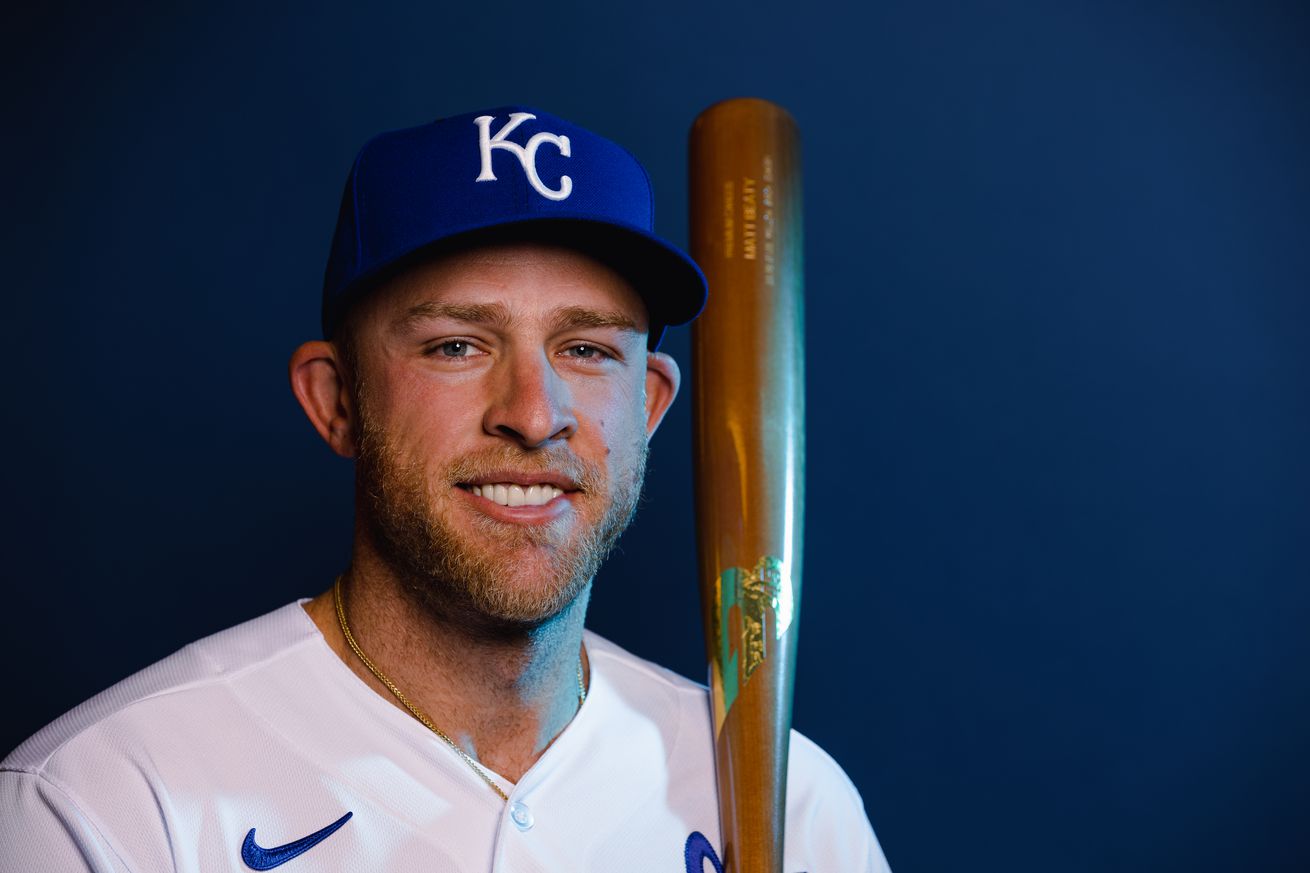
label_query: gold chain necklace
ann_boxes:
[332,574,586,804]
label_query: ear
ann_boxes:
[288,340,358,458]
[642,351,681,439]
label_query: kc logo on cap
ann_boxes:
[474,113,573,202]
[321,105,707,350]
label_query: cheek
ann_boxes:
[580,381,646,457]
[373,372,478,456]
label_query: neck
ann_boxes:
[303,536,590,784]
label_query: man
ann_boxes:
[1,106,890,872]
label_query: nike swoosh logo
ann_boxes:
[241,811,353,870]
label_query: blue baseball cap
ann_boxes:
[321,106,708,350]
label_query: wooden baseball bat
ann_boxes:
[689,98,804,872]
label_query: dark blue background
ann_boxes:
[5,2,1308,871]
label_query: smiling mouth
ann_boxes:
[460,483,566,507]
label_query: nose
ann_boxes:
[482,349,578,448]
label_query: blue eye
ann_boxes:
[566,344,604,359]
[434,341,470,357]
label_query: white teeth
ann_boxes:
[471,484,566,507]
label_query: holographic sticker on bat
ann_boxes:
[710,555,794,734]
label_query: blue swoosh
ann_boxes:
[241,811,353,870]
[685,831,724,873]
[684,832,807,873]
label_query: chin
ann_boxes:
[469,549,594,619]
[386,527,593,627]
[412,567,591,633]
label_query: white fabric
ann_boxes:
[1,601,890,872]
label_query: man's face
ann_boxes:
[342,241,674,632]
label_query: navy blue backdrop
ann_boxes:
[5,2,1309,871]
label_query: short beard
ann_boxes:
[352,391,648,636]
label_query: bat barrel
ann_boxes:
[690,98,804,873]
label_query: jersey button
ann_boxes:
[509,800,534,832]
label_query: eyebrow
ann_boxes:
[548,306,641,335]
[391,301,641,336]
[391,301,512,333]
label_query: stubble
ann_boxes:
[352,391,648,634]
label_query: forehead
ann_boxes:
[359,241,649,331]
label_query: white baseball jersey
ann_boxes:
[1,601,891,872]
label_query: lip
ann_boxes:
[457,470,580,491]
[454,483,575,525]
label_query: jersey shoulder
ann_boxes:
[579,629,713,763]
[580,630,892,871]
[581,629,857,788]
[1,600,317,775]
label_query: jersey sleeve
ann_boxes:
[785,731,894,873]
[0,770,134,873]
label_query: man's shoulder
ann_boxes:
[580,629,866,797]
[2,600,318,775]
[580,631,890,870]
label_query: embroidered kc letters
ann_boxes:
[474,113,573,201]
